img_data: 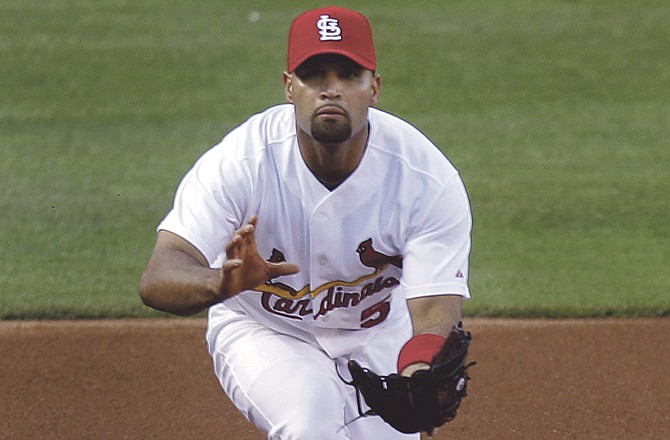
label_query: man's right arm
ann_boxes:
[139,230,226,316]
[139,216,300,316]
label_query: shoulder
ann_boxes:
[177,104,295,192]
[221,104,295,153]
[242,103,296,137]
[197,104,296,164]
[367,108,460,182]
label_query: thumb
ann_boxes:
[268,262,300,278]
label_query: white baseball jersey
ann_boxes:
[158,103,472,358]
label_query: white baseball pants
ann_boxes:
[206,309,418,440]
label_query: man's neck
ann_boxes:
[297,125,369,188]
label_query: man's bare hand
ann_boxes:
[219,215,300,298]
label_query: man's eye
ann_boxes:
[296,69,322,80]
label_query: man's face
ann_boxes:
[284,54,381,144]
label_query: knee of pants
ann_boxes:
[267,413,351,440]
[246,361,352,440]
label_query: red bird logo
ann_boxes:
[265,248,299,296]
[356,238,403,271]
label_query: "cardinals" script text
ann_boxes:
[260,275,399,328]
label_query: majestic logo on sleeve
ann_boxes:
[256,238,402,328]
[316,15,343,41]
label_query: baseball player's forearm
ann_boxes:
[140,220,300,316]
[399,295,463,375]
[407,295,463,337]
[139,231,224,316]
[139,257,223,316]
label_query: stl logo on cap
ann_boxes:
[317,15,342,41]
[287,6,376,73]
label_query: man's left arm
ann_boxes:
[347,293,473,435]
[401,295,463,376]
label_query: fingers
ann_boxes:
[224,233,242,259]
[223,258,243,270]
[238,216,258,249]
[225,219,256,259]
[225,214,300,281]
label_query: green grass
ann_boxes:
[1,0,668,319]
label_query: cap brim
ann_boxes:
[289,49,376,73]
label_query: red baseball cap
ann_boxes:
[287,6,376,73]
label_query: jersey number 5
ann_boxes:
[360,296,391,328]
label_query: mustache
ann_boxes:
[313,104,349,118]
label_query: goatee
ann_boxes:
[310,106,352,144]
[311,120,353,144]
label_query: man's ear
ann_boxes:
[283,72,294,103]
[370,74,382,107]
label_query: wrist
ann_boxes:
[397,333,446,373]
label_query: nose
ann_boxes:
[319,72,342,100]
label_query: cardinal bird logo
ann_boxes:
[265,248,299,296]
[356,238,403,271]
[269,248,288,264]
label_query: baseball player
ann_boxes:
[140,6,473,440]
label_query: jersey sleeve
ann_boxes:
[401,172,472,299]
[156,105,293,269]
[157,144,250,268]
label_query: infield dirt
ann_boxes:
[1,318,668,439]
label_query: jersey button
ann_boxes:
[318,255,328,266]
[315,211,328,221]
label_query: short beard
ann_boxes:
[310,111,352,144]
